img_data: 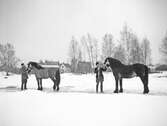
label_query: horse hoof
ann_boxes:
[119,89,123,93]
[143,91,149,94]
[38,88,43,91]
[114,90,119,93]
[143,88,149,94]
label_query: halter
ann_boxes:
[27,63,33,73]
[104,58,110,67]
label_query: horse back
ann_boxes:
[35,67,60,79]
[118,64,148,78]
[35,69,49,79]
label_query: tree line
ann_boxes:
[69,24,152,73]
[0,43,20,75]
[160,31,167,63]
[1,24,167,75]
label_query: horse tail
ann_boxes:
[55,68,61,86]
[145,65,149,85]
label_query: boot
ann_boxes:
[21,83,24,90]
[100,83,103,93]
[96,83,99,93]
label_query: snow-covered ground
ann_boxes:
[0,72,167,126]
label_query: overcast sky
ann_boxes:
[0,0,167,64]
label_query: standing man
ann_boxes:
[94,62,107,93]
[20,63,28,90]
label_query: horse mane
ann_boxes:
[28,61,44,69]
[107,57,122,64]
[106,57,124,67]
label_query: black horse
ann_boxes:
[104,57,149,94]
[27,62,61,91]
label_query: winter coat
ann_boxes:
[20,65,28,80]
[94,67,107,82]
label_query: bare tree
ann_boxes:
[120,23,132,64]
[93,37,99,64]
[87,34,95,67]
[81,36,91,63]
[113,43,126,64]
[101,33,115,60]
[120,24,147,64]
[81,33,99,68]
[160,31,167,62]
[129,33,143,64]
[141,37,152,65]
[68,36,79,72]
[0,43,20,75]
[78,46,83,62]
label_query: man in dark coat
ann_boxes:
[20,63,28,90]
[94,62,107,93]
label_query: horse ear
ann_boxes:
[28,63,32,68]
[28,62,31,66]
[104,58,108,63]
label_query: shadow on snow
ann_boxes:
[0,85,167,96]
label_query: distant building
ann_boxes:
[40,60,60,66]
[41,64,59,68]
[38,61,71,73]
[0,64,6,71]
[60,63,71,73]
[155,64,167,71]
[77,61,92,73]
[39,60,60,70]
[148,65,156,73]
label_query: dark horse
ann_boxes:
[104,57,149,94]
[27,62,61,91]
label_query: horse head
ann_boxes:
[27,62,33,73]
[27,62,44,73]
[104,57,111,67]
[104,57,123,69]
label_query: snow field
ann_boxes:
[0,72,167,126]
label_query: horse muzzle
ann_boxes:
[105,64,110,67]
[104,60,110,67]
[104,62,110,67]
[27,68,32,73]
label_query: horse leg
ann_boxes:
[50,77,56,91]
[55,72,60,91]
[114,78,119,93]
[53,80,56,91]
[144,75,149,93]
[144,69,149,93]
[140,76,149,94]
[119,78,123,93]
[56,81,60,91]
[36,79,40,90]
[40,79,43,90]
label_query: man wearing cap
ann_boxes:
[20,63,28,90]
[94,62,107,93]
